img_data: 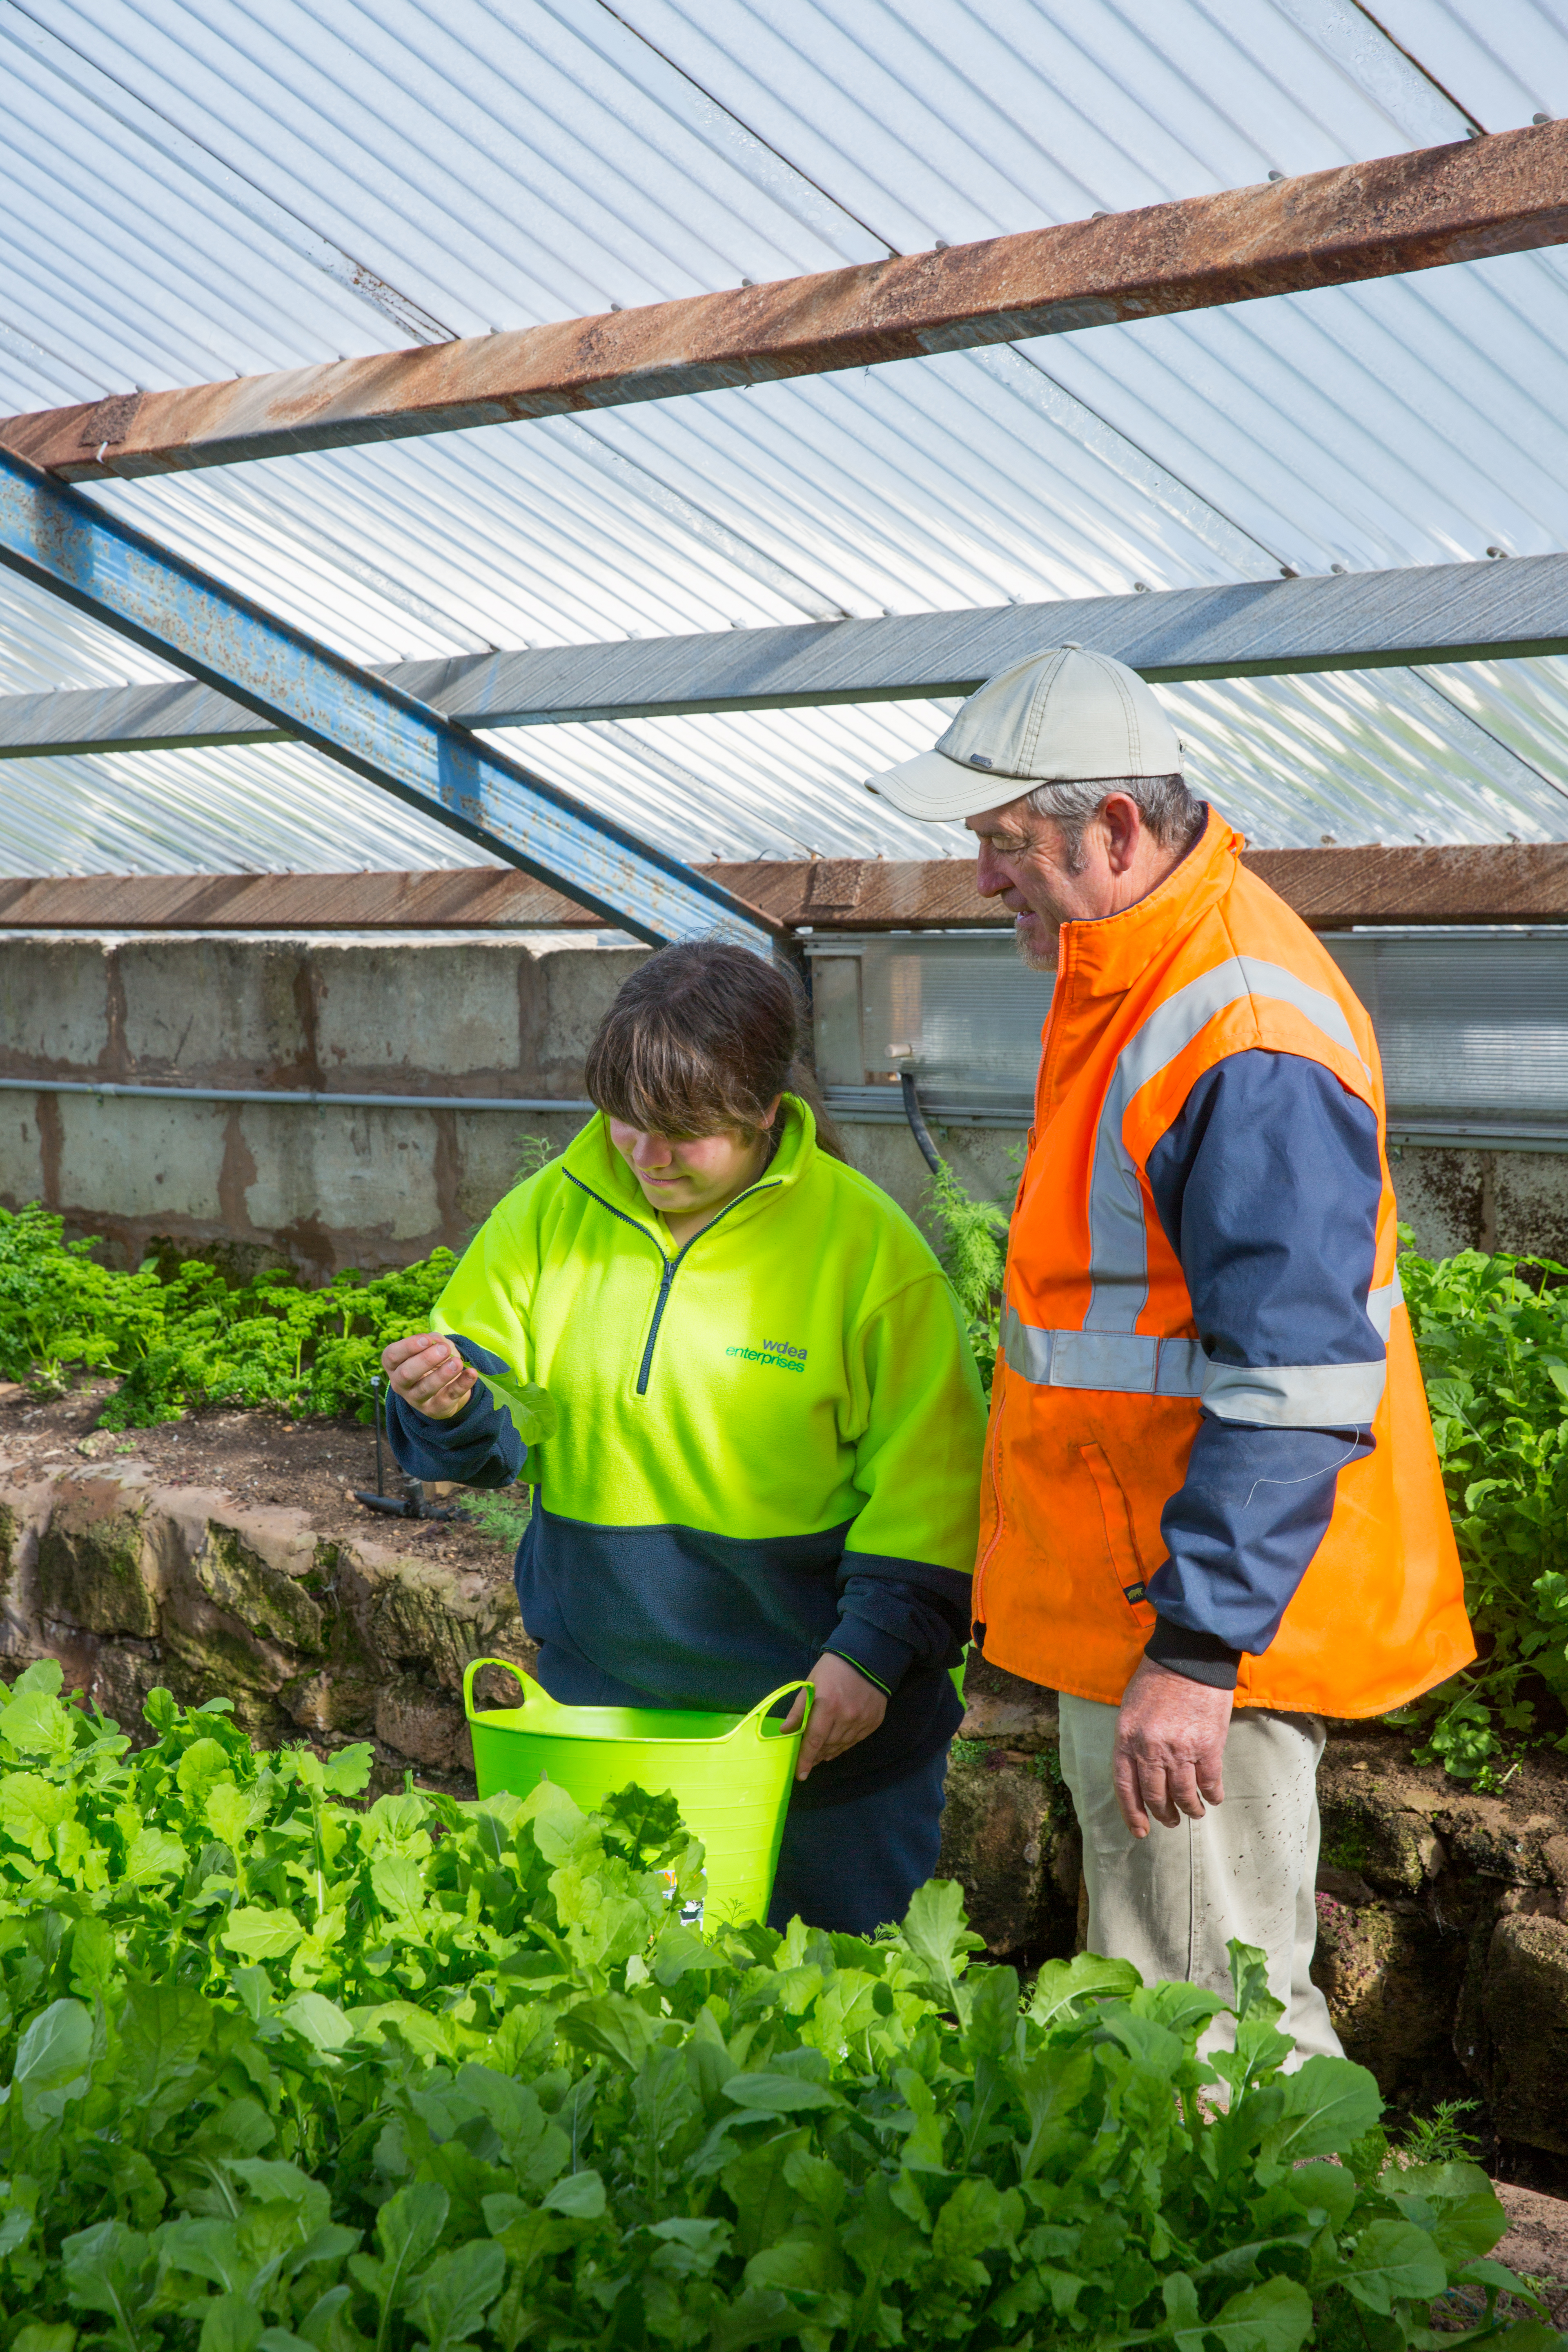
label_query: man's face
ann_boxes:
[964,795,1107,970]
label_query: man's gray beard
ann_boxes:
[1013,916,1059,972]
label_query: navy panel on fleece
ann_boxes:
[515,1507,964,1810]
[1140,1051,1382,1686]
[385,1351,967,1808]
[767,1744,949,1932]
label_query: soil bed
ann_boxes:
[0,1376,526,1569]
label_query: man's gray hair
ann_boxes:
[1023,773,1205,875]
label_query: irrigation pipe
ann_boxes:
[0,1076,593,1113]
[898,1069,944,1174]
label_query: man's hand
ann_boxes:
[1112,1656,1233,1837]
[382,1333,479,1421]
[781,1653,888,1781]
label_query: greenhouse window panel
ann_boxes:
[0,443,774,948]
[808,927,1568,1144]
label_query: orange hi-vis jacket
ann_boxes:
[973,810,1473,1716]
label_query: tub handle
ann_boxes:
[462,1659,814,1740]
[463,1654,557,1722]
[734,1679,814,1743]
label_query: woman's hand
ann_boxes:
[382,1334,479,1421]
[782,1652,888,1781]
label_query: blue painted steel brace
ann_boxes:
[0,446,774,951]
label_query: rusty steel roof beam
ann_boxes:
[5,846,1568,933]
[2,122,1566,480]
[5,551,1568,765]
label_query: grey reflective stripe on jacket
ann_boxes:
[1365,1270,1404,1341]
[1001,1273,1401,1426]
[1001,1307,1204,1397]
[1082,956,1371,1338]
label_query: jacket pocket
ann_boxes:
[1078,1443,1158,1630]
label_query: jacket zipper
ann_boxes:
[565,1170,782,1398]
[972,1367,1009,1628]
[637,1256,678,1394]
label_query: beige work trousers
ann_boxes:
[1057,1693,1344,2064]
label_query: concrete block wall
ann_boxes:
[1390,1141,1568,1265]
[2,925,1567,1272]
[0,929,638,1274]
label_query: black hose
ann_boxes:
[900,1068,943,1175]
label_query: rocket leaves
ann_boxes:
[1397,1242,1568,1777]
[0,1679,1546,2351]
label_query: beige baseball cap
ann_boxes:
[866,643,1183,823]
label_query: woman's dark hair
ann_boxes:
[584,942,847,1162]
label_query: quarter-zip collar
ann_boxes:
[559,1093,819,1243]
[559,1097,818,1396]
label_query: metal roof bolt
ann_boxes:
[1092,210,1111,219]
[1331,562,1348,574]
[1487,545,1510,558]
[933,237,951,250]
[1466,125,1484,137]
[1268,169,1286,182]
[741,277,756,288]
[1133,581,1149,592]
[609,301,624,312]
[1534,112,1553,124]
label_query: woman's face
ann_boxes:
[608,1107,777,1223]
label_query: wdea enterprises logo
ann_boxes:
[725,1337,808,1374]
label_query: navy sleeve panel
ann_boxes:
[1147,1414,1374,1676]
[383,1334,525,1490]
[1140,1052,1383,1683]
[1143,1051,1384,1369]
[826,1557,971,1693]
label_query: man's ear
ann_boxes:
[1100,792,1143,875]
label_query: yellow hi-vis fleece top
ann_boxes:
[386,1096,988,1806]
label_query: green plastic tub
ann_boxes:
[462,1657,811,1926]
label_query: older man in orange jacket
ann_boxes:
[869,645,1472,2051]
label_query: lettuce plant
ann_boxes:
[0,1665,1552,2352]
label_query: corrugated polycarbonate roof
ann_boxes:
[3,0,1568,876]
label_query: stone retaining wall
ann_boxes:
[942,1655,1568,2158]
[0,1457,533,1787]
[4,1458,1566,2157]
